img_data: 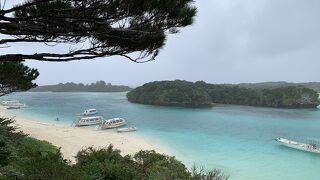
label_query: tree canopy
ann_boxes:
[0,61,39,96]
[229,81,320,93]
[127,80,212,107]
[0,0,197,62]
[29,81,132,92]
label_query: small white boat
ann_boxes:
[1,100,27,109]
[117,126,138,133]
[82,109,98,116]
[275,137,320,154]
[1,100,19,106]
[5,103,27,109]
[75,116,104,126]
[6,106,21,109]
[99,118,127,129]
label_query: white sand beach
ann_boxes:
[0,106,163,163]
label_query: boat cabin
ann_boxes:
[83,109,98,116]
[76,116,103,126]
[101,118,126,129]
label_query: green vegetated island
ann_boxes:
[29,81,132,92]
[127,80,320,108]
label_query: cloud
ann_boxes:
[246,0,320,56]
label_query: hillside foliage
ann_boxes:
[233,82,320,93]
[127,80,320,108]
[0,117,228,180]
[29,81,132,92]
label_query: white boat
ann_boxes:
[6,106,22,109]
[5,103,27,109]
[82,109,98,116]
[1,100,26,108]
[275,137,320,154]
[99,118,127,129]
[117,126,138,133]
[75,116,104,126]
[1,100,19,106]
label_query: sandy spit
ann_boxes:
[0,106,164,163]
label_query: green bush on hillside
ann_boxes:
[0,117,228,180]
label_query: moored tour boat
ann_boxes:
[99,118,127,129]
[1,100,27,109]
[117,126,138,133]
[6,103,27,109]
[75,116,104,126]
[275,137,320,154]
[1,100,19,106]
[6,105,23,109]
[82,109,98,116]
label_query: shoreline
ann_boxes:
[0,105,165,163]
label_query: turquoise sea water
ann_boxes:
[1,92,320,180]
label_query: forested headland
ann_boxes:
[233,82,320,92]
[29,81,132,92]
[127,80,320,108]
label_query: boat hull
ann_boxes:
[6,105,27,109]
[100,122,127,129]
[117,127,138,133]
[75,121,102,127]
[6,106,21,109]
[275,138,320,154]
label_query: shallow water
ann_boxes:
[1,92,320,180]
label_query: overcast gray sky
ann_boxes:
[3,0,320,86]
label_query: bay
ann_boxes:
[2,92,320,180]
